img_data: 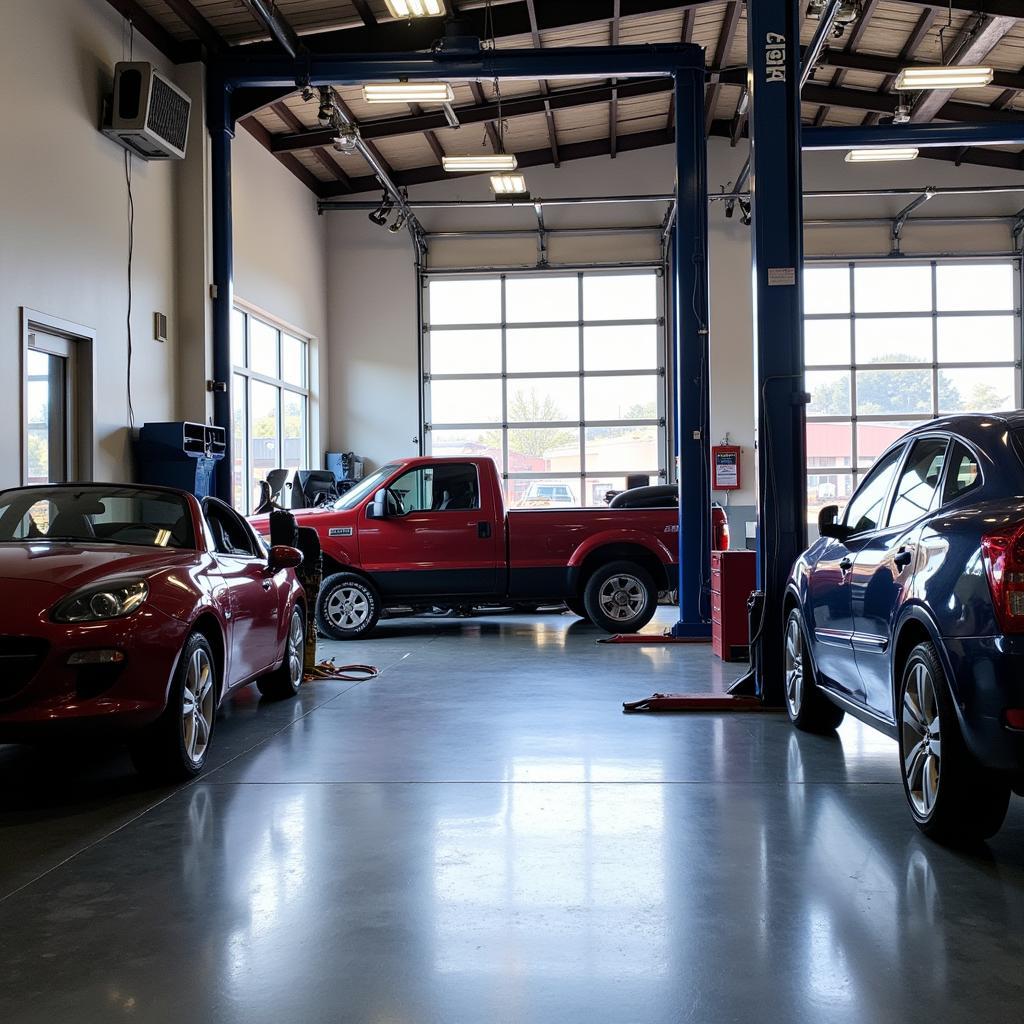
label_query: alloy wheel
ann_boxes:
[287,612,304,686]
[784,615,803,718]
[181,647,215,765]
[326,586,370,630]
[902,662,942,818]
[597,574,647,621]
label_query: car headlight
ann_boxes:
[52,580,150,623]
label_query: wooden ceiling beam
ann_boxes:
[241,116,328,196]
[814,0,880,126]
[861,7,936,126]
[161,0,226,55]
[703,1,742,135]
[272,101,353,190]
[525,0,560,168]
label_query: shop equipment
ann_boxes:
[712,550,756,661]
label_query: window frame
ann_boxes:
[231,304,312,514]
[805,258,1021,524]
[420,268,668,507]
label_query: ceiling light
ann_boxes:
[894,65,994,91]
[845,147,919,163]
[443,154,518,172]
[490,173,528,195]
[362,82,454,104]
[385,0,446,17]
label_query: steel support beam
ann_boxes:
[207,72,235,503]
[803,121,1024,149]
[746,0,807,703]
[239,0,304,58]
[671,65,712,638]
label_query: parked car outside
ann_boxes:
[784,414,1024,842]
[0,484,305,780]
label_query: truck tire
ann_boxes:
[583,560,658,634]
[317,573,381,640]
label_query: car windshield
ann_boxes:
[331,464,400,511]
[0,486,195,548]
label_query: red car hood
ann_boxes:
[0,543,200,593]
[249,506,350,535]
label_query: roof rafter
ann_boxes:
[703,1,742,135]
[525,0,561,168]
[272,101,352,190]
[862,7,936,126]
[813,0,880,127]
[161,0,225,55]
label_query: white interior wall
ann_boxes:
[0,0,180,482]
[326,138,1022,535]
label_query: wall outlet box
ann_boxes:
[154,311,168,342]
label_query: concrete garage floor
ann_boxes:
[2,608,1024,1023]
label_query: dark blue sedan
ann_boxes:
[785,413,1024,842]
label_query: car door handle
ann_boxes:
[262,580,273,591]
[477,521,492,539]
[894,547,913,569]
[839,557,853,573]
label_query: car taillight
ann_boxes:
[981,524,1024,633]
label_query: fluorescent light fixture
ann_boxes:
[894,65,994,90]
[362,82,454,104]
[845,147,919,163]
[490,173,528,195]
[442,154,518,172]
[385,0,446,17]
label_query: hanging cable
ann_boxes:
[122,18,135,430]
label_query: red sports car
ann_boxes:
[0,483,305,779]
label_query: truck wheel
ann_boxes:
[564,597,590,621]
[583,561,658,634]
[317,573,381,640]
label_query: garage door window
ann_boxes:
[423,271,666,508]
[804,260,1020,525]
[231,307,310,513]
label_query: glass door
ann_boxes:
[25,333,74,484]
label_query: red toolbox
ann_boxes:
[711,549,756,662]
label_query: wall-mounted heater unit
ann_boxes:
[102,62,190,160]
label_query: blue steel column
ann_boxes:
[748,0,807,702]
[208,70,235,503]
[671,65,711,638]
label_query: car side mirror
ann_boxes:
[817,504,851,541]
[366,488,388,519]
[268,544,303,572]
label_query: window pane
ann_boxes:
[24,350,66,484]
[430,379,502,424]
[506,276,578,323]
[429,329,502,374]
[507,379,580,422]
[937,316,1015,363]
[807,471,854,524]
[938,366,1015,414]
[942,441,980,503]
[804,267,850,315]
[806,370,850,416]
[232,374,247,511]
[855,368,931,415]
[389,464,480,514]
[585,476,629,506]
[231,308,246,368]
[806,421,853,469]
[429,279,500,325]
[844,446,904,533]
[936,263,1014,311]
[250,380,280,504]
[888,438,947,528]
[431,428,503,472]
[805,319,850,366]
[250,318,279,377]
[582,273,657,320]
[855,317,932,364]
[507,476,581,508]
[583,376,658,420]
[854,265,932,313]
[282,391,306,472]
[509,428,580,472]
[584,325,659,371]
[507,327,578,373]
[584,425,658,470]
[856,421,918,467]
[282,333,306,387]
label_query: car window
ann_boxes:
[843,446,904,535]
[887,438,948,529]
[388,464,480,514]
[204,499,258,556]
[942,441,980,503]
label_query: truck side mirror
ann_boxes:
[817,504,850,541]
[366,489,388,519]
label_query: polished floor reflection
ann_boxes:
[2,607,1024,1023]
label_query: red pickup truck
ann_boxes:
[250,456,726,639]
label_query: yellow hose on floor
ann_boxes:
[304,659,379,682]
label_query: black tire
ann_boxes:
[582,560,658,634]
[257,605,305,700]
[783,607,845,733]
[564,597,590,620]
[316,573,381,640]
[130,632,217,782]
[898,642,1010,843]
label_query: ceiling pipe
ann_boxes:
[239,0,303,58]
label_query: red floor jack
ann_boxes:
[622,592,779,713]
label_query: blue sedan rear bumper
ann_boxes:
[944,636,1024,774]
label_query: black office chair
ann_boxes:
[296,471,339,508]
[265,469,293,509]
